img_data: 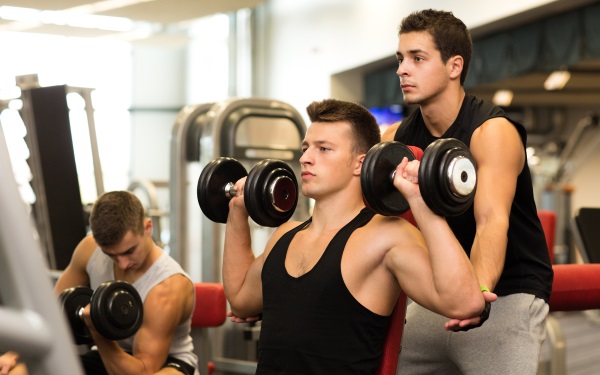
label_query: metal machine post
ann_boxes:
[169,98,310,373]
[0,126,83,374]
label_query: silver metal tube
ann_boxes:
[0,126,83,374]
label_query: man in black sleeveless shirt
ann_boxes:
[223,99,491,374]
[382,9,553,375]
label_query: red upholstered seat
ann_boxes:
[192,283,227,328]
[535,210,600,312]
[550,264,600,312]
[191,283,227,375]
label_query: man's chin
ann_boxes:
[401,94,417,105]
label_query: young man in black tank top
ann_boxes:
[223,98,492,374]
[382,9,553,375]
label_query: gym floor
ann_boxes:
[539,310,600,375]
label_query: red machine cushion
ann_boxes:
[537,210,556,264]
[550,264,600,312]
[192,283,227,327]
[376,292,408,375]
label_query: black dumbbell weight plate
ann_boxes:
[197,157,248,223]
[244,159,298,227]
[361,142,416,216]
[90,281,143,341]
[59,286,94,345]
[419,138,477,216]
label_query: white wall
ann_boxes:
[261,0,559,116]
[257,0,600,259]
[126,0,560,184]
[566,125,600,214]
[130,44,186,183]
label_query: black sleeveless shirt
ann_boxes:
[394,95,553,302]
[257,208,391,374]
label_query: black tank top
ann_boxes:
[394,95,553,302]
[257,208,391,374]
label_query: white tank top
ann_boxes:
[86,247,198,371]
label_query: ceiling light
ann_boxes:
[0,6,39,22]
[492,90,513,106]
[544,70,570,91]
[0,2,146,33]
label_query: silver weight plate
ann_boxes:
[447,155,476,197]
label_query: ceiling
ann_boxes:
[2,0,600,109]
[466,0,600,109]
[0,0,263,40]
[468,63,600,109]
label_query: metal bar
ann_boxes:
[0,308,52,355]
[0,126,83,374]
[70,86,105,196]
[546,315,566,375]
[169,103,213,276]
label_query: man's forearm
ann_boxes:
[410,199,484,317]
[470,223,508,290]
[223,210,255,306]
[94,339,149,375]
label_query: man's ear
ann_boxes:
[144,217,152,234]
[354,154,365,177]
[448,55,463,80]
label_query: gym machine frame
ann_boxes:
[0,127,83,374]
[169,98,310,374]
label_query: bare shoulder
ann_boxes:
[369,214,421,238]
[472,117,525,167]
[381,121,402,142]
[146,274,194,319]
[76,234,98,255]
[472,117,523,149]
[54,235,97,291]
[357,214,424,256]
[69,235,98,270]
[149,273,193,300]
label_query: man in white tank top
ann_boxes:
[6,191,198,375]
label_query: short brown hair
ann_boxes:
[399,9,472,85]
[90,191,145,247]
[306,99,381,155]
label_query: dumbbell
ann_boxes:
[197,157,298,227]
[361,138,477,217]
[58,280,144,344]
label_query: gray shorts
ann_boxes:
[398,293,548,375]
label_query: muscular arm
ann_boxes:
[385,211,484,319]
[469,118,525,290]
[221,178,294,319]
[385,157,485,319]
[84,274,194,375]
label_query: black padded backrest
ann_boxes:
[574,208,600,263]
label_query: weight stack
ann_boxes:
[20,85,87,270]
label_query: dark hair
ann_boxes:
[399,9,472,85]
[90,191,145,247]
[306,99,381,155]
